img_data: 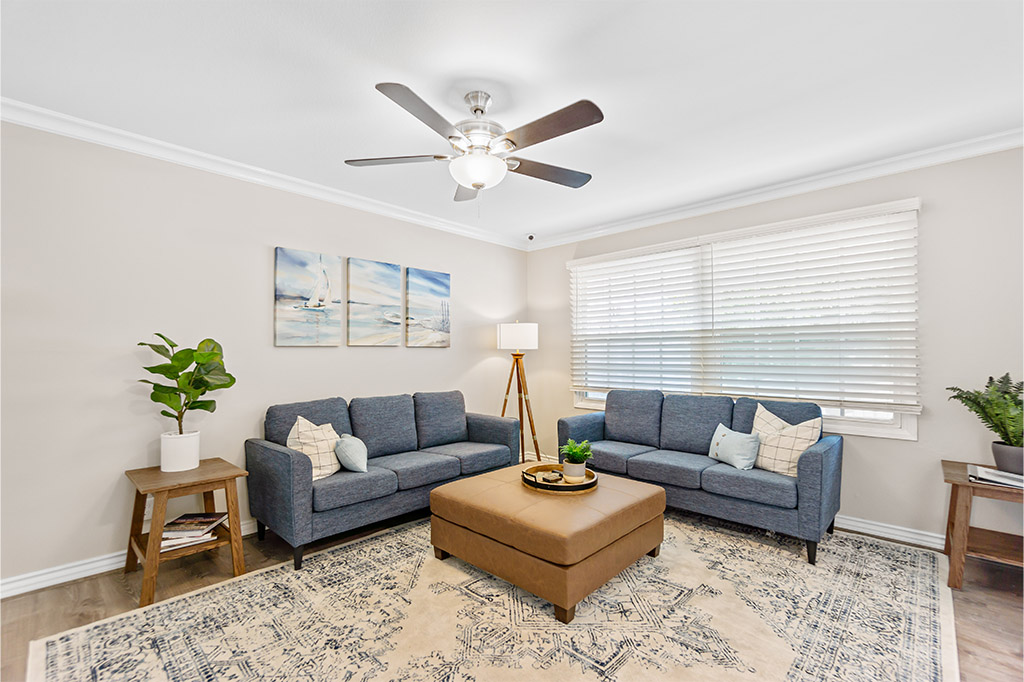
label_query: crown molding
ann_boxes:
[0,98,524,250]
[3,98,1018,253]
[532,127,1023,250]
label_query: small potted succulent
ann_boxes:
[559,438,593,483]
[947,373,1022,474]
[139,333,236,472]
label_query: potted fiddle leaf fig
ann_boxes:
[947,373,1022,474]
[559,438,593,483]
[139,333,236,472]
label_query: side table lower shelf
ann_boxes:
[129,525,232,564]
[964,527,1024,567]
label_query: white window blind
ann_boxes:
[568,200,921,415]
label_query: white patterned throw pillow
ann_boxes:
[287,416,342,481]
[752,404,821,477]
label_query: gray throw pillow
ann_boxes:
[708,423,760,470]
[334,434,368,473]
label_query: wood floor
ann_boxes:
[3,515,1021,681]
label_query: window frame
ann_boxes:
[567,198,922,442]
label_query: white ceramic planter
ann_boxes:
[562,461,587,484]
[161,430,200,472]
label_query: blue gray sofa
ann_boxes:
[557,389,842,564]
[245,390,518,568]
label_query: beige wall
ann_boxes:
[0,123,527,578]
[526,148,1024,538]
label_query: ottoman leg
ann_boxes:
[434,547,450,560]
[648,544,661,557]
[554,604,576,624]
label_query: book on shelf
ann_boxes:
[160,532,214,552]
[967,464,1024,489]
[162,512,228,538]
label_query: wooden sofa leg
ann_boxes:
[827,519,835,534]
[293,545,304,570]
[257,520,266,541]
[807,540,817,565]
[434,547,450,560]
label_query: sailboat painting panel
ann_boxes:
[274,247,343,346]
[406,267,451,348]
[347,257,402,346]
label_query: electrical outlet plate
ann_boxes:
[143,495,154,521]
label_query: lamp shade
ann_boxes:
[497,322,538,350]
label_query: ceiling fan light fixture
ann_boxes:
[449,149,507,190]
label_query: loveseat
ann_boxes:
[245,390,518,569]
[557,389,843,563]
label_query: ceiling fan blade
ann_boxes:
[498,100,603,153]
[376,83,468,145]
[454,185,479,202]
[345,155,449,167]
[507,157,592,188]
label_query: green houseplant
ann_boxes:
[947,373,1022,474]
[139,333,236,472]
[559,438,593,483]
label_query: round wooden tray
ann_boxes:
[521,464,598,494]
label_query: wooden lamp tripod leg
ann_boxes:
[516,355,542,462]
[515,359,526,463]
[500,357,517,419]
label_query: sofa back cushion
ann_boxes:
[733,397,822,439]
[265,397,351,446]
[660,395,735,454]
[413,391,469,449]
[604,389,663,448]
[349,394,419,458]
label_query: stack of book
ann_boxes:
[160,512,228,552]
[967,464,1024,489]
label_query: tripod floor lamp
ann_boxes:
[498,322,541,463]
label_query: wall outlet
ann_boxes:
[143,495,154,521]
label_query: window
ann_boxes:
[568,199,921,439]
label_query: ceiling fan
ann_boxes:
[345,83,604,202]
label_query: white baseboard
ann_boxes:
[834,514,945,550]
[0,519,258,599]
[2,513,944,599]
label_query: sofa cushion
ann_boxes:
[701,463,798,509]
[588,440,656,474]
[733,397,822,438]
[660,395,735,455]
[414,391,469,449]
[422,441,510,475]
[604,389,664,447]
[286,416,342,481]
[708,424,760,470]
[334,434,368,473]
[311,466,398,512]
[370,451,461,490]
[752,404,822,477]
[349,394,418,458]
[626,450,718,489]
[265,397,351,446]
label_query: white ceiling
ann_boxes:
[2,1,1021,250]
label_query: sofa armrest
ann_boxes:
[796,435,844,541]
[244,438,313,548]
[466,413,519,465]
[556,412,606,463]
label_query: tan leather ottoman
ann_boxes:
[430,462,666,623]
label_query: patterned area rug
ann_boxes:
[29,512,958,681]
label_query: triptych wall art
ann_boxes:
[273,247,451,348]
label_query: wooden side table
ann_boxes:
[124,457,249,607]
[942,459,1023,589]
